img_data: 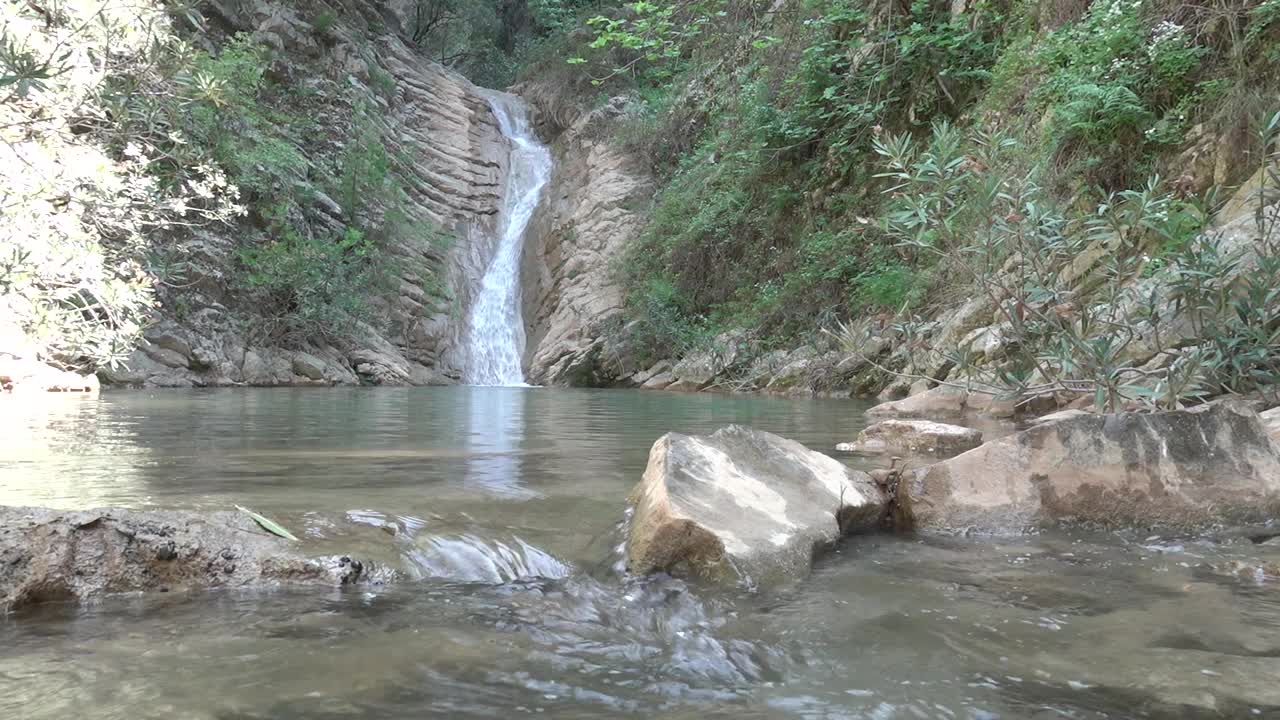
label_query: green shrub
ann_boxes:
[312,11,338,34]
[1030,0,1206,185]
[238,223,382,341]
[181,35,309,202]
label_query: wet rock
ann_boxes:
[0,506,382,612]
[1205,559,1280,582]
[903,403,1280,533]
[867,384,1017,419]
[626,426,885,584]
[838,419,982,455]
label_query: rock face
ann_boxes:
[517,93,652,386]
[626,426,885,584]
[0,506,380,612]
[93,3,510,389]
[838,419,982,455]
[903,403,1280,533]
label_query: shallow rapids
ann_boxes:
[3,387,1280,719]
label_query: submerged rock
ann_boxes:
[902,403,1280,533]
[626,426,885,584]
[0,506,381,612]
[838,419,982,455]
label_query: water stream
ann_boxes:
[462,93,552,386]
[4,389,1280,719]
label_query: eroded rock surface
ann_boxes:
[518,93,652,386]
[95,4,509,389]
[626,426,885,584]
[903,403,1280,533]
[838,419,982,455]
[0,506,383,612]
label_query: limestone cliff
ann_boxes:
[516,91,653,386]
[102,2,511,388]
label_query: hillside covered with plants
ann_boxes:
[2,0,1277,407]
[533,0,1280,408]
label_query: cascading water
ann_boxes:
[462,92,553,386]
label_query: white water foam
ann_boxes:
[462,93,552,386]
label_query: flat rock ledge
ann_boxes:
[901,403,1280,534]
[867,385,1019,419]
[837,419,982,455]
[626,426,886,585]
[0,506,383,612]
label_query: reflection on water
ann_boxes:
[0,394,153,508]
[3,388,1280,719]
[463,386,533,499]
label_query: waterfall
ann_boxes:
[462,92,552,386]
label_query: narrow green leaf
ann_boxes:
[236,505,299,541]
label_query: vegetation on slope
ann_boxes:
[545,0,1280,406]
[1,1,454,371]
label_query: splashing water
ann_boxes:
[405,533,572,584]
[463,92,552,386]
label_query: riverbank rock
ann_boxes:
[626,426,885,584]
[866,385,1019,419]
[902,403,1280,533]
[838,419,982,455]
[0,506,381,612]
[1262,406,1280,444]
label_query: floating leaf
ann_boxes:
[236,505,298,541]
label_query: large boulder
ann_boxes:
[0,506,383,611]
[902,403,1280,533]
[626,426,885,584]
[837,419,982,455]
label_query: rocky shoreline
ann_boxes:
[624,402,1280,585]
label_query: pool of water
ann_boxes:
[2,387,1279,719]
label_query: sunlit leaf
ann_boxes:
[236,505,298,541]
